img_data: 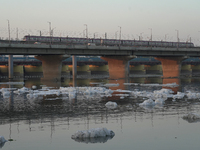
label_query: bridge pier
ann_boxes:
[155,57,186,78]
[154,57,186,93]
[8,55,13,80]
[35,55,68,81]
[72,55,77,79]
[101,56,135,79]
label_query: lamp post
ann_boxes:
[149,28,152,41]
[16,28,18,41]
[7,20,13,79]
[84,24,88,39]
[175,29,179,48]
[47,21,51,36]
[47,21,51,45]
[175,30,179,42]
[7,20,10,44]
[118,26,121,40]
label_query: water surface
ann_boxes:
[0,77,200,150]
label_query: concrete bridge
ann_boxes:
[1,43,200,81]
[0,43,200,56]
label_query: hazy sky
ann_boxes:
[1,0,200,45]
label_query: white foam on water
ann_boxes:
[71,128,115,139]
[105,101,118,109]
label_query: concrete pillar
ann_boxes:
[155,57,186,78]
[154,57,186,93]
[101,56,134,92]
[35,55,64,81]
[72,55,77,78]
[101,56,134,79]
[8,55,13,79]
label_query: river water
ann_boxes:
[0,76,200,150]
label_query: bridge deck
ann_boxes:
[0,43,200,57]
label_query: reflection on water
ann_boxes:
[0,142,6,149]
[1,76,200,149]
[72,136,114,144]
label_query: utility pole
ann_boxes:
[48,21,51,45]
[175,30,179,48]
[48,21,51,36]
[118,26,121,40]
[84,24,88,45]
[7,20,13,79]
[149,28,152,41]
[16,28,18,41]
[84,24,88,39]
[7,20,10,44]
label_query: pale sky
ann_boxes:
[1,0,200,45]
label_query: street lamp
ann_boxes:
[7,20,10,43]
[149,28,152,41]
[47,21,52,45]
[175,29,179,48]
[7,20,13,79]
[84,24,88,39]
[118,26,121,40]
[47,21,51,36]
[16,28,18,41]
[175,30,179,42]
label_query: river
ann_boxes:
[0,76,200,150]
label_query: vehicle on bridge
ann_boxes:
[23,35,194,48]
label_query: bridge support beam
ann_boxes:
[155,57,187,93]
[72,55,77,79]
[101,56,135,79]
[8,55,13,79]
[155,57,186,78]
[35,55,66,81]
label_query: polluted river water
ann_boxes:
[0,77,200,150]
